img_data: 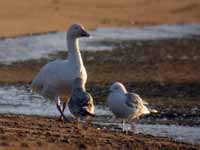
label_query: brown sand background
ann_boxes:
[0,0,200,37]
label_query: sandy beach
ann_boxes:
[0,0,200,37]
[0,114,199,150]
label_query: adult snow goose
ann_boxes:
[31,24,90,121]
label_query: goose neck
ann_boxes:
[67,37,84,65]
[67,36,80,54]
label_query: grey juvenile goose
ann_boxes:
[68,78,95,119]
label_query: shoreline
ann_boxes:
[0,114,199,150]
[0,23,199,40]
[1,22,200,39]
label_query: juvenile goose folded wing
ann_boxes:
[69,91,95,117]
[79,93,95,117]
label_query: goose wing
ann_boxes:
[125,93,150,114]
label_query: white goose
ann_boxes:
[107,82,157,131]
[31,24,90,121]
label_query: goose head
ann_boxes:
[67,24,90,39]
[109,82,127,94]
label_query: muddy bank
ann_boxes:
[0,114,199,150]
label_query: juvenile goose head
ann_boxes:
[109,82,127,94]
[67,24,90,39]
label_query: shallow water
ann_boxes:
[134,124,200,145]
[0,85,109,117]
[0,85,199,145]
[94,121,200,145]
[0,24,200,63]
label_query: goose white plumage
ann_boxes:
[107,82,155,131]
[31,24,90,121]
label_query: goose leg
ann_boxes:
[76,117,81,129]
[131,122,136,133]
[62,101,67,114]
[122,120,129,134]
[131,118,138,133]
[122,120,125,132]
[56,97,67,122]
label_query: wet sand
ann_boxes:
[0,114,199,150]
[0,0,200,37]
